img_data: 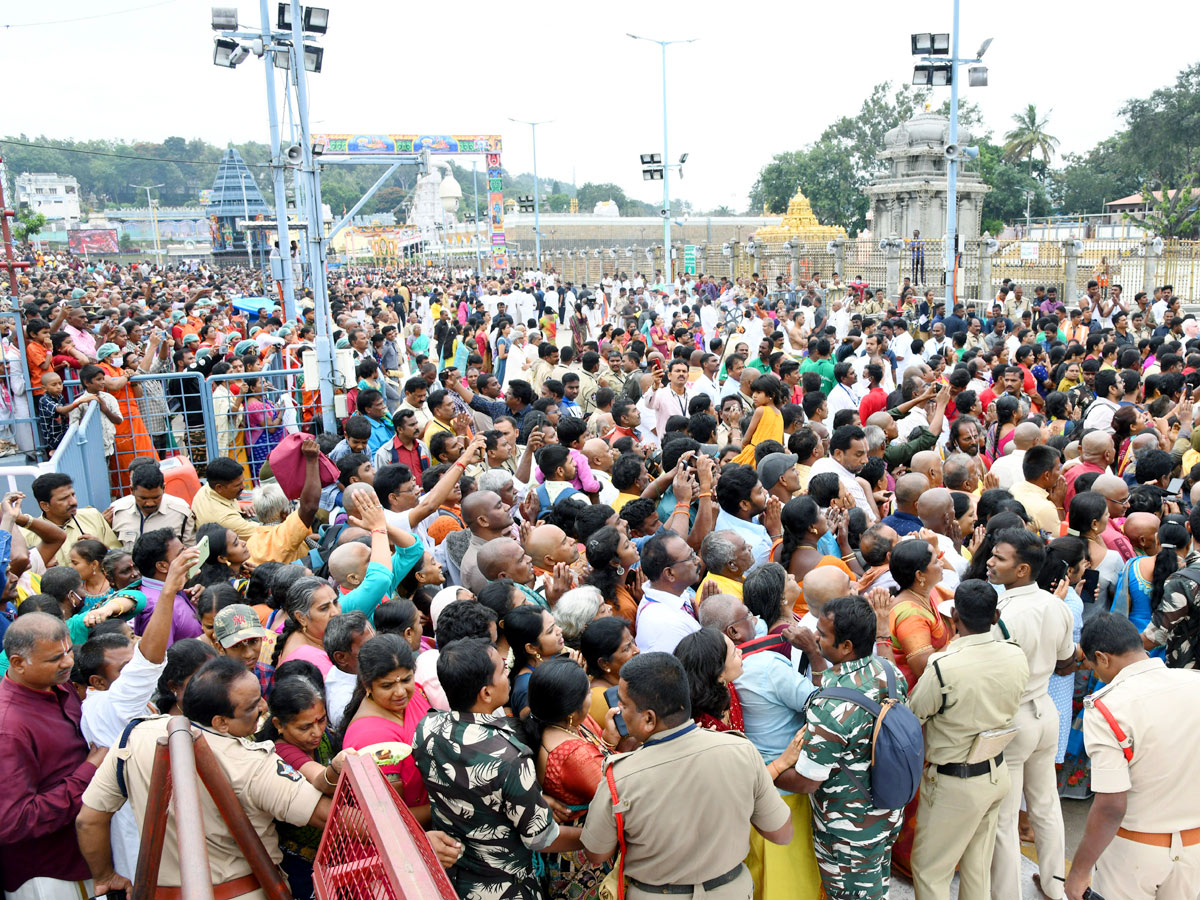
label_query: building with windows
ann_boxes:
[14,173,82,228]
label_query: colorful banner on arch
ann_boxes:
[312,134,507,270]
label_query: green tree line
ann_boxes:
[747,61,1200,238]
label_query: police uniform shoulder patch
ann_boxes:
[276,758,304,782]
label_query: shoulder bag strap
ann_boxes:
[931,658,948,715]
[1091,698,1133,762]
[115,717,147,799]
[605,765,626,900]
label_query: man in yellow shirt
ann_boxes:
[191,457,260,541]
[696,530,754,603]
[24,472,120,566]
[245,438,323,565]
[1008,445,1065,539]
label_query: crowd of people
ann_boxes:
[1,250,1198,900]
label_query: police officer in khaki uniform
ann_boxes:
[581,652,794,899]
[76,658,329,900]
[106,463,197,551]
[1065,613,1200,900]
[908,580,1029,900]
[986,528,1075,900]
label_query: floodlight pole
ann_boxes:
[944,0,960,312]
[258,0,295,319]
[239,173,253,266]
[508,118,550,274]
[131,184,165,266]
[472,159,482,281]
[288,0,335,433]
[629,34,695,290]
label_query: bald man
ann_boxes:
[582,438,619,505]
[1123,511,1161,558]
[526,523,579,574]
[856,524,899,593]
[799,566,851,628]
[989,422,1042,490]
[455,490,517,594]
[910,450,943,488]
[697,593,758,645]
[1093,474,1135,561]
[328,542,371,592]
[917,487,968,586]
[882,473,931,536]
[476,537,552,608]
[942,452,979,493]
[1064,431,1115,508]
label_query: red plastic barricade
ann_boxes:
[313,754,459,900]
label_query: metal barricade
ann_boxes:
[0,399,109,518]
[313,754,458,900]
[200,366,315,489]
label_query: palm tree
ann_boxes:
[1003,104,1060,177]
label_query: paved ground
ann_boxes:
[887,796,1092,898]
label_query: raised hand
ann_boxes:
[763,495,783,537]
[698,577,722,605]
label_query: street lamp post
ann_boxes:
[629,33,695,288]
[911,6,991,311]
[508,117,551,274]
[131,183,165,266]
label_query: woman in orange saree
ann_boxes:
[98,343,158,494]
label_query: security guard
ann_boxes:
[76,657,329,900]
[1066,613,1200,900]
[908,580,1029,900]
[107,462,197,551]
[986,528,1075,900]
[581,652,794,899]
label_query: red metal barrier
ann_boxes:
[313,754,459,900]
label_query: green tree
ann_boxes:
[1119,62,1200,186]
[1003,104,1060,177]
[546,193,571,213]
[577,182,629,214]
[976,140,1049,235]
[1048,138,1140,215]
[1126,175,1200,238]
[119,231,136,252]
[13,208,46,242]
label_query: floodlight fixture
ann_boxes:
[911,33,931,55]
[968,66,988,87]
[976,37,993,58]
[213,37,240,67]
[931,65,952,86]
[679,153,688,164]
[644,170,664,181]
[303,6,328,33]
[640,153,662,166]
[211,7,238,31]
[931,33,950,53]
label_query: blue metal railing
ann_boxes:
[0,400,109,518]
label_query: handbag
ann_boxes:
[267,431,338,497]
[596,764,628,900]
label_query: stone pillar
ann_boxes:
[885,236,903,303]
[787,241,801,287]
[832,238,846,279]
[979,233,994,310]
[1063,239,1079,303]
[1142,236,1159,299]
[727,240,739,280]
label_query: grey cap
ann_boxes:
[758,452,799,490]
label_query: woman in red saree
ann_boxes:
[674,627,744,732]
[97,343,157,493]
[521,658,619,900]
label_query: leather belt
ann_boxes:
[627,863,744,894]
[935,753,1004,778]
[158,874,261,900]
[1117,826,1200,848]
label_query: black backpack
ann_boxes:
[808,660,924,810]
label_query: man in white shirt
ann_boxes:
[808,424,877,522]
[989,422,1040,490]
[826,361,861,421]
[1082,369,1123,434]
[923,322,951,361]
[635,532,701,654]
[690,353,722,406]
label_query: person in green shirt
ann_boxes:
[799,338,838,394]
[747,338,774,374]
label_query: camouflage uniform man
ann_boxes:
[1142,563,1200,669]
[793,596,907,900]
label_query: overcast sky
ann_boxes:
[5,0,1197,212]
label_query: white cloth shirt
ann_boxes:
[809,456,876,523]
[988,448,1027,490]
[635,585,700,654]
